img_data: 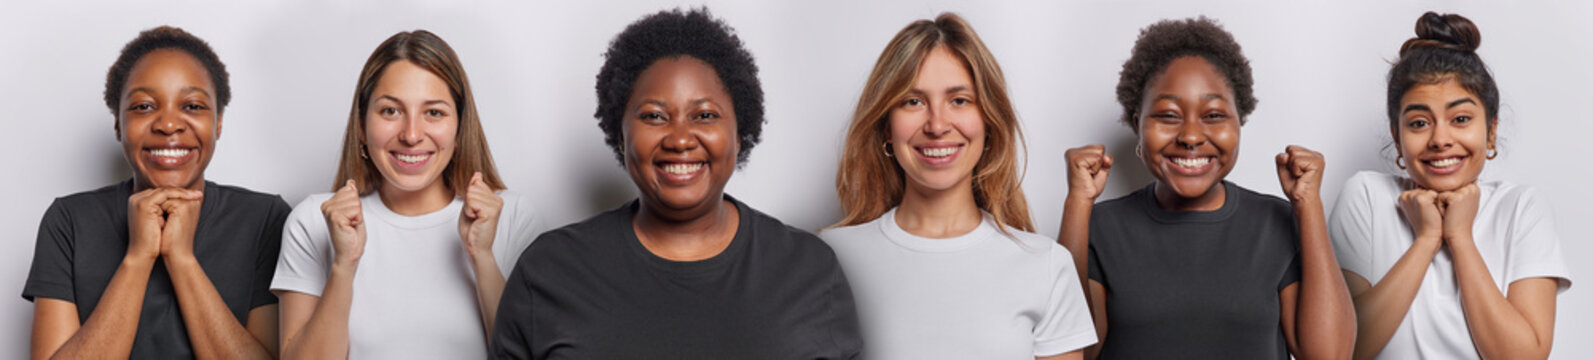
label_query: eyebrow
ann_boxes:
[126,86,211,98]
[1152,93,1227,103]
[1402,97,1477,115]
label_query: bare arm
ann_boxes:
[280,181,365,359]
[1038,350,1083,360]
[158,193,275,359]
[460,173,508,338]
[1434,184,1557,359]
[1083,280,1108,360]
[31,257,153,360]
[1448,237,1557,358]
[165,257,276,359]
[1275,146,1355,359]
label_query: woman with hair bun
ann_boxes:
[1331,12,1572,360]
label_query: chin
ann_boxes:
[1167,177,1221,198]
[382,175,442,192]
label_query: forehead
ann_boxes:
[1400,77,1478,107]
[1145,55,1232,99]
[372,60,453,105]
[124,49,213,95]
[911,46,972,89]
[628,56,729,104]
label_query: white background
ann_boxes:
[2,0,1587,357]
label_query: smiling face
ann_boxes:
[888,45,986,195]
[116,49,221,191]
[363,60,458,195]
[622,56,738,219]
[1137,56,1241,201]
[1395,77,1495,192]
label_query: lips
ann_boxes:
[655,160,707,184]
[142,146,198,169]
[913,143,963,166]
[1165,155,1216,176]
[1421,155,1467,175]
[389,150,433,172]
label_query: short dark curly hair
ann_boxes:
[594,7,764,165]
[104,26,231,118]
[1116,17,1256,132]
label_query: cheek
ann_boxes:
[1212,125,1240,154]
[953,113,986,141]
[432,121,459,151]
[886,111,921,143]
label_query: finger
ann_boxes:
[1102,154,1114,169]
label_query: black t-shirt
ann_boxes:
[22,179,291,359]
[1087,182,1301,359]
[491,196,862,359]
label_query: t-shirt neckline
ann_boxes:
[1138,180,1241,223]
[877,207,997,253]
[363,191,463,229]
[621,194,753,276]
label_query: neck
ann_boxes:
[1153,180,1226,212]
[895,178,983,239]
[379,179,455,216]
[633,196,740,261]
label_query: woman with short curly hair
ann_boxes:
[1056,17,1355,359]
[490,8,861,359]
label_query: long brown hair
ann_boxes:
[333,30,504,195]
[833,13,1032,233]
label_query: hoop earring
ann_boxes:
[1135,145,1143,159]
[360,144,369,159]
[882,141,894,157]
[1486,148,1498,160]
[1395,154,1407,170]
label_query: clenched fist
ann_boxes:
[1274,145,1325,203]
[321,180,367,266]
[458,172,503,260]
[1064,144,1113,202]
[1435,183,1480,243]
[127,188,201,262]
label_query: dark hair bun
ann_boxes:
[1400,12,1481,56]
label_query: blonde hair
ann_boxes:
[333,30,505,195]
[833,13,1032,233]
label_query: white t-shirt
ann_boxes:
[819,208,1097,359]
[272,190,541,360]
[1330,171,1573,359]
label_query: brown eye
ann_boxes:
[902,98,924,107]
[379,107,400,117]
[1407,119,1429,129]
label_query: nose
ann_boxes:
[399,114,424,146]
[152,112,186,136]
[1176,117,1206,149]
[1427,121,1454,150]
[661,121,700,152]
[923,104,952,138]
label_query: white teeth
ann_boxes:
[663,163,704,174]
[1172,157,1210,168]
[1428,158,1461,167]
[395,153,429,163]
[149,148,190,158]
[919,146,959,157]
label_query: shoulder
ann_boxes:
[817,218,881,248]
[741,203,840,263]
[523,202,627,258]
[1228,182,1293,217]
[208,182,289,208]
[52,181,129,211]
[1092,186,1145,214]
[495,189,540,220]
[1481,180,1551,218]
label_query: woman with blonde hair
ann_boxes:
[820,12,1095,359]
[271,30,540,359]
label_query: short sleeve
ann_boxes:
[823,254,864,359]
[494,190,544,277]
[490,237,540,360]
[22,199,76,302]
[1086,211,1106,286]
[1330,172,1380,282]
[1502,187,1573,293]
[270,195,333,297]
[250,196,292,309]
[1033,245,1099,356]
